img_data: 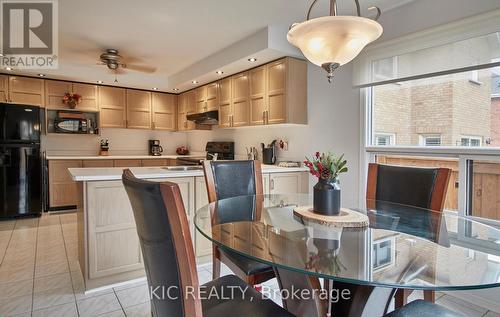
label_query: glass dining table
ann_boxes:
[194,194,500,317]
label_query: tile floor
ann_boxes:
[0,212,499,317]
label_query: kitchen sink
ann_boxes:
[163,166,203,171]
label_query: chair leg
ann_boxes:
[394,289,412,309]
[423,290,435,303]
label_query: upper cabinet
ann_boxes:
[45,80,98,111]
[195,83,218,113]
[249,57,307,126]
[177,91,196,131]
[99,86,126,128]
[218,77,232,128]
[8,76,45,107]
[126,89,152,129]
[0,75,9,102]
[231,72,250,127]
[152,92,177,131]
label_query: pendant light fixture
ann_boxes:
[287,0,383,82]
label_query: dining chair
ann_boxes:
[203,160,275,285]
[366,163,452,308]
[122,169,293,317]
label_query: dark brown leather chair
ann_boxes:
[203,160,275,285]
[366,163,451,308]
[122,169,293,317]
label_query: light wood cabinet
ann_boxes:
[206,82,218,111]
[195,83,218,113]
[99,87,126,128]
[114,159,142,167]
[8,76,45,107]
[177,91,196,131]
[152,93,176,131]
[0,75,8,102]
[218,77,232,128]
[48,160,82,208]
[45,81,99,111]
[82,160,114,168]
[126,90,151,129]
[195,176,212,257]
[249,57,307,125]
[141,159,167,167]
[231,72,250,127]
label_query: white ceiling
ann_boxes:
[12,0,414,92]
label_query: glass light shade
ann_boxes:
[287,16,383,67]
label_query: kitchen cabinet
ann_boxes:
[45,80,99,111]
[269,172,308,195]
[0,75,8,102]
[177,91,196,131]
[82,160,114,168]
[195,176,212,257]
[152,93,176,131]
[218,72,250,128]
[141,159,168,167]
[126,89,152,129]
[114,159,142,167]
[8,76,45,107]
[48,160,82,208]
[196,83,218,113]
[218,77,232,128]
[249,57,307,125]
[99,86,126,128]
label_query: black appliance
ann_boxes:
[54,117,88,133]
[176,141,234,165]
[149,140,163,156]
[0,103,42,219]
[261,141,277,165]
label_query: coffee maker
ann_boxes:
[149,140,163,156]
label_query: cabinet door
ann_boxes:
[99,87,126,128]
[218,78,232,128]
[177,93,187,131]
[231,72,249,127]
[195,177,212,257]
[114,159,141,167]
[45,80,72,109]
[195,86,207,113]
[249,66,267,125]
[9,76,44,107]
[141,159,167,167]
[152,93,176,131]
[48,160,82,208]
[262,174,270,195]
[73,83,99,112]
[82,160,114,168]
[126,90,151,129]
[0,75,8,102]
[269,172,305,195]
[206,83,218,111]
[185,91,197,130]
[266,59,287,124]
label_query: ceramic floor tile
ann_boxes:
[115,284,150,308]
[96,310,126,317]
[0,265,35,283]
[0,278,34,299]
[0,294,33,316]
[112,278,147,292]
[32,286,76,310]
[34,272,72,293]
[77,292,122,317]
[198,268,213,285]
[123,302,151,317]
[485,311,500,317]
[35,260,69,278]
[32,302,78,317]
[437,295,487,317]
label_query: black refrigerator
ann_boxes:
[0,103,42,218]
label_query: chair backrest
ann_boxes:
[366,163,451,211]
[203,160,263,203]
[122,169,202,317]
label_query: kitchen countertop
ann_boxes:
[69,165,308,181]
[46,154,205,160]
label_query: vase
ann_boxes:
[68,100,77,109]
[313,178,341,216]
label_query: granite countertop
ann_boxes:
[69,165,308,181]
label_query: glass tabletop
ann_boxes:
[194,194,500,291]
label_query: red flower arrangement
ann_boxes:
[62,92,82,109]
[303,151,348,181]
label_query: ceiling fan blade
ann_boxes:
[124,64,157,73]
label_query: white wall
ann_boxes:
[43,129,188,156]
[187,63,361,207]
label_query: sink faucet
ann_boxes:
[207,153,218,161]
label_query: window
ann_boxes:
[420,135,441,146]
[372,57,397,82]
[374,133,395,146]
[460,136,482,147]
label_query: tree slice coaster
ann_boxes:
[293,206,369,228]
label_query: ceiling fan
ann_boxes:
[98,49,156,81]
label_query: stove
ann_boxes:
[176,142,234,166]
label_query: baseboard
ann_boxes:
[444,291,500,313]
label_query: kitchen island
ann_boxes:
[69,164,309,292]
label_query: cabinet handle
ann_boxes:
[231,115,234,127]
[152,122,155,129]
[270,179,275,190]
[262,111,265,125]
[266,110,269,125]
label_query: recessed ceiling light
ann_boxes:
[173,88,179,91]
[216,70,224,75]
[5,67,12,71]
[152,87,158,90]
[97,80,103,84]
[38,74,45,77]
[192,80,198,84]
[248,58,257,62]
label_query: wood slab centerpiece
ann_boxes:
[294,206,369,228]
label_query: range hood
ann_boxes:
[186,110,219,125]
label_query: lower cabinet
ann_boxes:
[195,177,212,258]
[48,160,82,208]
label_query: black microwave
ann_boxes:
[54,118,88,133]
